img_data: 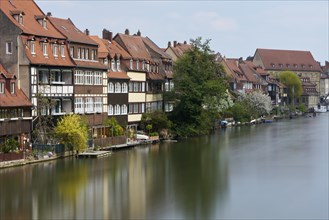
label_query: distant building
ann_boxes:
[165,41,191,62]
[320,61,329,98]
[0,64,33,148]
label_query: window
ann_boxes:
[122,83,128,93]
[30,41,35,54]
[85,49,89,60]
[42,43,48,56]
[51,99,61,115]
[129,82,133,92]
[115,82,121,93]
[294,64,298,69]
[81,48,85,60]
[286,64,290,68]
[38,69,49,84]
[51,70,62,83]
[60,45,65,57]
[74,70,84,84]
[94,97,102,113]
[77,48,81,59]
[142,60,145,70]
[75,97,84,114]
[108,82,114,93]
[130,59,133,69]
[108,105,113,115]
[134,82,139,92]
[0,82,4,94]
[104,58,108,65]
[85,97,94,113]
[91,49,97,60]
[116,59,121,71]
[114,104,121,115]
[121,104,127,115]
[53,44,58,57]
[136,59,139,70]
[94,72,102,85]
[84,71,93,85]
[42,18,47,28]
[6,42,13,54]
[111,59,116,71]
[70,47,74,57]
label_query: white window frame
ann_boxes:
[121,104,127,115]
[53,44,58,57]
[116,59,121,71]
[111,59,116,71]
[77,48,81,59]
[122,82,128,93]
[115,82,121,93]
[0,82,4,94]
[130,59,133,69]
[108,82,114,93]
[94,72,102,85]
[108,105,113,115]
[136,59,139,70]
[75,97,84,114]
[85,49,89,60]
[85,97,94,113]
[60,45,65,57]
[81,48,85,60]
[74,70,84,84]
[70,47,74,58]
[42,43,48,56]
[84,71,93,85]
[94,97,102,113]
[6,42,13,54]
[30,41,35,54]
[114,104,121,115]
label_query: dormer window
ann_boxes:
[35,16,47,29]
[42,43,48,56]
[111,59,116,71]
[11,11,25,25]
[310,65,313,69]
[130,59,133,69]
[30,41,35,54]
[271,63,275,68]
[116,59,120,71]
[69,47,74,57]
[85,49,89,60]
[136,59,139,70]
[279,64,283,68]
[142,60,145,70]
[302,64,305,69]
[60,45,65,57]
[0,82,4,94]
[286,64,290,68]
[294,64,298,69]
[77,48,81,59]
[42,18,47,28]
[11,82,15,94]
[53,44,58,57]
[81,48,85,60]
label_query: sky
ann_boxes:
[36,0,328,64]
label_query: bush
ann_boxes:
[0,139,19,153]
[149,132,159,137]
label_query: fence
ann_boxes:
[92,136,126,149]
[0,151,24,162]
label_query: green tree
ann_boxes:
[141,111,172,133]
[54,114,88,152]
[279,71,302,103]
[103,117,124,136]
[169,37,228,137]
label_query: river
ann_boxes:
[0,114,328,219]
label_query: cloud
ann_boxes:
[193,12,238,32]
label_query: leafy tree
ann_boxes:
[103,117,124,136]
[279,71,302,103]
[141,111,172,133]
[169,37,228,137]
[54,114,88,152]
[238,91,273,117]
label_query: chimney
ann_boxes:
[174,41,177,47]
[125,28,130,35]
[137,30,141,36]
[238,57,243,63]
[168,41,171,47]
[184,41,187,44]
[47,12,52,17]
[85,29,90,36]
[235,60,239,67]
[102,28,112,41]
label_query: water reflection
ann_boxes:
[0,114,328,219]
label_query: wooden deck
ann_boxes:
[77,151,111,158]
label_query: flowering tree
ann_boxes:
[238,91,273,117]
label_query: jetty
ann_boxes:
[77,151,111,158]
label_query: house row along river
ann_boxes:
[0,113,328,219]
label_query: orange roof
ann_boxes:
[142,37,171,60]
[0,0,65,39]
[0,64,33,107]
[147,72,165,81]
[255,48,322,72]
[168,42,192,58]
[21,36,75,67]
[239,63,258,83]
[49,17,98,46]
[90,35,131,59]
[114,33,152,61]
[108,71,130,80]
[74,60,107,70]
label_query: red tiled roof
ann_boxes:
[0,64,33,107]
[164,70,173,79]
[142,37,171,60]
[147,72,165,81]
[90,36,131,60]
[74,60,107,70]
[114,33,152,61]
[21,36,75,67]
[108,71,130,80]
[0,0,65,39]
[239,63,257,83]
[167,42,192,58]
[255,48,322,72]
[49,17,98,46]
[225,59,247,82]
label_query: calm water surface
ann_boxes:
[1,114,328,219]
